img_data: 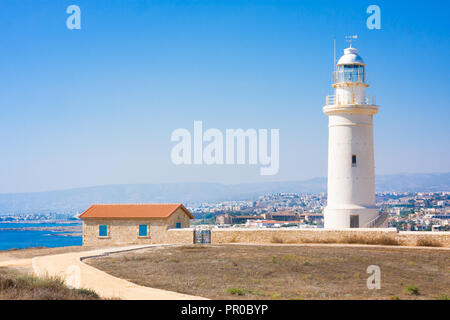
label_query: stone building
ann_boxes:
[79,203,193,246]
[215,213,231,225]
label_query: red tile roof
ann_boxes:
[79,204,193,219]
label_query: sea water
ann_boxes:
[0,222,82,250]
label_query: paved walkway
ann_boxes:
[2,244,206,300]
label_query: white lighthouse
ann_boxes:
[323,39,386,228]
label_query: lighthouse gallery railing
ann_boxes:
[326,95,376,106]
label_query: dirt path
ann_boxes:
[0,257,32,268]
[1,244,206,300]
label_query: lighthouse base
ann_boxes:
[323,205,380,229]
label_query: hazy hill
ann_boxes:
[0,173,448,214]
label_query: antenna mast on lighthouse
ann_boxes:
[345,35,358,47]
[333,37,336,71]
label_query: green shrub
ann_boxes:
[246,289,265,296]
[226,287,245,295]
[403,285,420,296]
[436,293,449,300]
[75,288,100,299]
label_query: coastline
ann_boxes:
[0,220,82,250]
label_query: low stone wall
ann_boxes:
[166,228,195,244]
[397,231,450,247]
[83,221,450,247]
[211,228,397,244]
[210,228,450,247]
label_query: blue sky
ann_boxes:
[0,0,449,193]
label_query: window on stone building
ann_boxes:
[99,224,108,237]
[139,224,148,237]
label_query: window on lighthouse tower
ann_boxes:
[352,154,357,167]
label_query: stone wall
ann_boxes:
[82,208,191,246]
[166,228,195,244]
[83,215,450,247]
[397,231,450,247]
[211,228,397,244]
[210,228,450,247]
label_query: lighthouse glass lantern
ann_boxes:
[336,64,365,83]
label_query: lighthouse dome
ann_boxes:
[337,47,365,65]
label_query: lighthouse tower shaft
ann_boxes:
[323,46,380,229]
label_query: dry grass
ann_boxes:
[416,238,443,247]
[271,235,401,246]
[0,267,100,300]
[296,237,335,244]
[340,235,401,246]
[86,244,450,300]
[271,236,284,243]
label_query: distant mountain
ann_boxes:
[375,173,450,193]
[0,173,448,214]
